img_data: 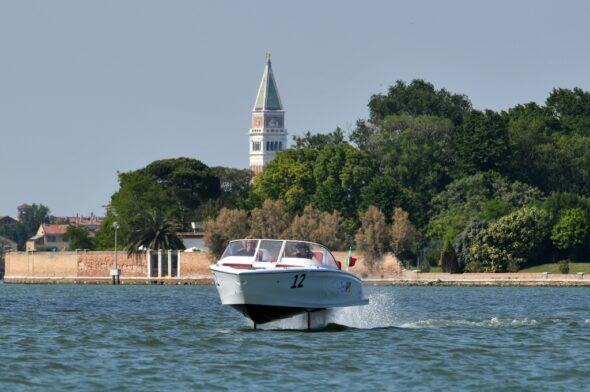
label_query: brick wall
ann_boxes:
[77,252,147,277]
[4,250,215,279]
[4,250,401,280]
[5,252,78,277]
[179,251,214,277]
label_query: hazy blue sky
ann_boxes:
[1,0,589,216]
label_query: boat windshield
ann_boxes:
[283,241,338,267]
[221,239,260,259]
[255,240,283,262]
[220,239,338,267]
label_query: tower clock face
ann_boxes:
[252,116,263,127]
[265,116,283,128]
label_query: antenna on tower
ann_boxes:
[266,51,271,61]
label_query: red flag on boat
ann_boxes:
[345,247,357,270]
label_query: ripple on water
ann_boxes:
[2,285,590,391]
[399,317,538,329]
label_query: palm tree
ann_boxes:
[125,209,185,255]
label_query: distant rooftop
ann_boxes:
[51,213,104,227]
[0,216,17,225]
[42,224,69,235]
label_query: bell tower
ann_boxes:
[249,52,287,174]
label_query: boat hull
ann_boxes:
[210,266,368,324]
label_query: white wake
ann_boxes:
[254,291,398,330]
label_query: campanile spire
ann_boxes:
[249,53,287,174]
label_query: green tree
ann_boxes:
[546,87,590,136]
[0,222,29,251]
[367,79,471,125]
[312,143,377,218]
[427,171,543,244]
[104,171,170,247]
[361,114,455,225]
[142,158,221,227]
[210,166,252,210]
[250,149,317,214]
[467,207,550,272]
[104,158,220,247]
[430,171,543,215]
[505,103,553,190]
[551,208,590,260]
[18,203,50,237]
[64,225,95,250]
[355,206,389,270]
[292,127,346,149]
[94,214,122,250]
[451,110,509,176]
[541,192,590,224]
[454,221,487,273]
[125,210,184,255]
[349,119,377,152]
[426,212,466,244]
[543,134,590,195]
[360,170,408,221]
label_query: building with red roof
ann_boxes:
[26,224,70,251]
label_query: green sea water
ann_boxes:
[1,284,589,391]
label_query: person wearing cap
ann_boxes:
[294,242,311,259]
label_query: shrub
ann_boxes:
[558,259,570,274]
[418,258,431,272]
[466,207,550,272]
[355,206,389,271]
[391,207,417,256]
[454,221,487,272]
[551,208,590,260]
[287,205,346,250]
[203,208,249,258]
[440,235,459,273]
[249,199,290,239]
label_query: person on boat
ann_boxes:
[294,242,312,259]
[236,239,256,256]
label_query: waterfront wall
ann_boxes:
[4,250,213,283]
[77,252,146,277]
[4,250,590,285]
[6,252,79,277]
[3,250,388,283]
[370,270,590,286]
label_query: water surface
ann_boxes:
[1,284,589,391]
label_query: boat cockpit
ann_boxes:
[219,239,341,269]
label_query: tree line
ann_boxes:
[212,80,590,272]
[3,79,589,272]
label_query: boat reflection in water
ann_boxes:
[210,239,369,329]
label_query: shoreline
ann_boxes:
[4,271,590,287]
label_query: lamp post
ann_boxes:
[111,222,121,284]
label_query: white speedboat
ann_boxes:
[210,239,369,327]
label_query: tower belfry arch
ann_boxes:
[249,52,287,174]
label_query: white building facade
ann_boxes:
[249,53,288,174]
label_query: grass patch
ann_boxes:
[519,262,590,274]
